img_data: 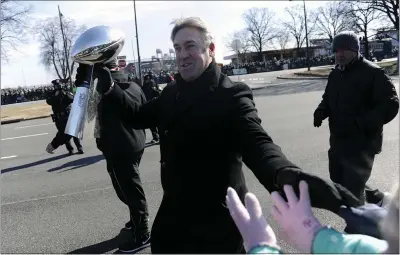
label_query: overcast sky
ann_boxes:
[1,1,329,88]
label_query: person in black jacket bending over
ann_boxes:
[75,60,150,253]
[142,73,161,143]
[76,17,363,254]
[46,79,83,155]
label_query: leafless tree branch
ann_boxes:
[33,16,86,81]
[242,7,277,61]
[361,0,399,40]
[223,29,252,63]
[0,0,33,62]
[313,1,354,42]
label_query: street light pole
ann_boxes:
[133,0,142,85]
[303,0,311,71]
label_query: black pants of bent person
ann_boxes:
[328,140,375,204]
[51,117,82,151]
[104,150,149,238]
[150,127,159,141]
[151,197,246,254]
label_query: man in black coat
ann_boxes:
[76,61,150,253]
[79,17,363,253]
[314,31,399,204]
[46,79,83,155]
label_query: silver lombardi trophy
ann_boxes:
[65,25,125,139]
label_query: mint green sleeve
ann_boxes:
[312,227,388,254]
[248,244,282,254]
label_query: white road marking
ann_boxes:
[1,133,49,141]
[15,123,53,129]
[1,155,17,160]
[1,187,114,206]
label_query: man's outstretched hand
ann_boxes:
[276,168,362,214]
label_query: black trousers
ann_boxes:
[51,118,82,151]
[151,196,245,254]
[103,149,149,239]
[328,139,375,203]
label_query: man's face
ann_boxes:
[173,27,214,82]
[335,49,357,66]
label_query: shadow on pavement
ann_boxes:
[67,230,131,254]
[253,80,327,97]
[47,154,104,173]
[1,154,71,174]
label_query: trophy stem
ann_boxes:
[65,66,94,139]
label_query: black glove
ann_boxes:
[339,204,387,239]
[314,117,322,127]
[313,110,324,127]
[75,64,92,88]
[93,64,113,94]
[276,168,362,214]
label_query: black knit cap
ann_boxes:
[332,31,360,53]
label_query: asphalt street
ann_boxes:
[1,76,399,254]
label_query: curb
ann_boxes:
[1,118,25,124]
[250,85,269,91]
[276,75,328,80]
[1,115,51,125]
[25,115,51,121]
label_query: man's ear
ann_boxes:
[209,43,215,57]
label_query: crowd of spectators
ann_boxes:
[1,83,72,105]
[221,55,334,76]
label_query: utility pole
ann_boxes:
[58,5,73,90]
[133,0,142,85]
[303,0,311,71]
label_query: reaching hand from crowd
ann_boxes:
[227,181,325,253]
[271,181,324,253]
[226,187,279,252]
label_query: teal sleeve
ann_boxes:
[312,227,388,254]
[248,244,282,254]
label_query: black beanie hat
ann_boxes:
[332,31,360,53]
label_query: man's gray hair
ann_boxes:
[170,17,214,47]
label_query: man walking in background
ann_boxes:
[314,31,399,205]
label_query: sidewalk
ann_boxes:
[277,73,399,80]
[276,73,329,80]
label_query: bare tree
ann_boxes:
[242,7,277,61]
[345,1,383,59]
[363,0,399,39]
[34,16,86,81]
[283,5,318,56]
[274,30,290,59]
[313,1,354,42]
[224,29,251,63]
[0,0,32,62]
